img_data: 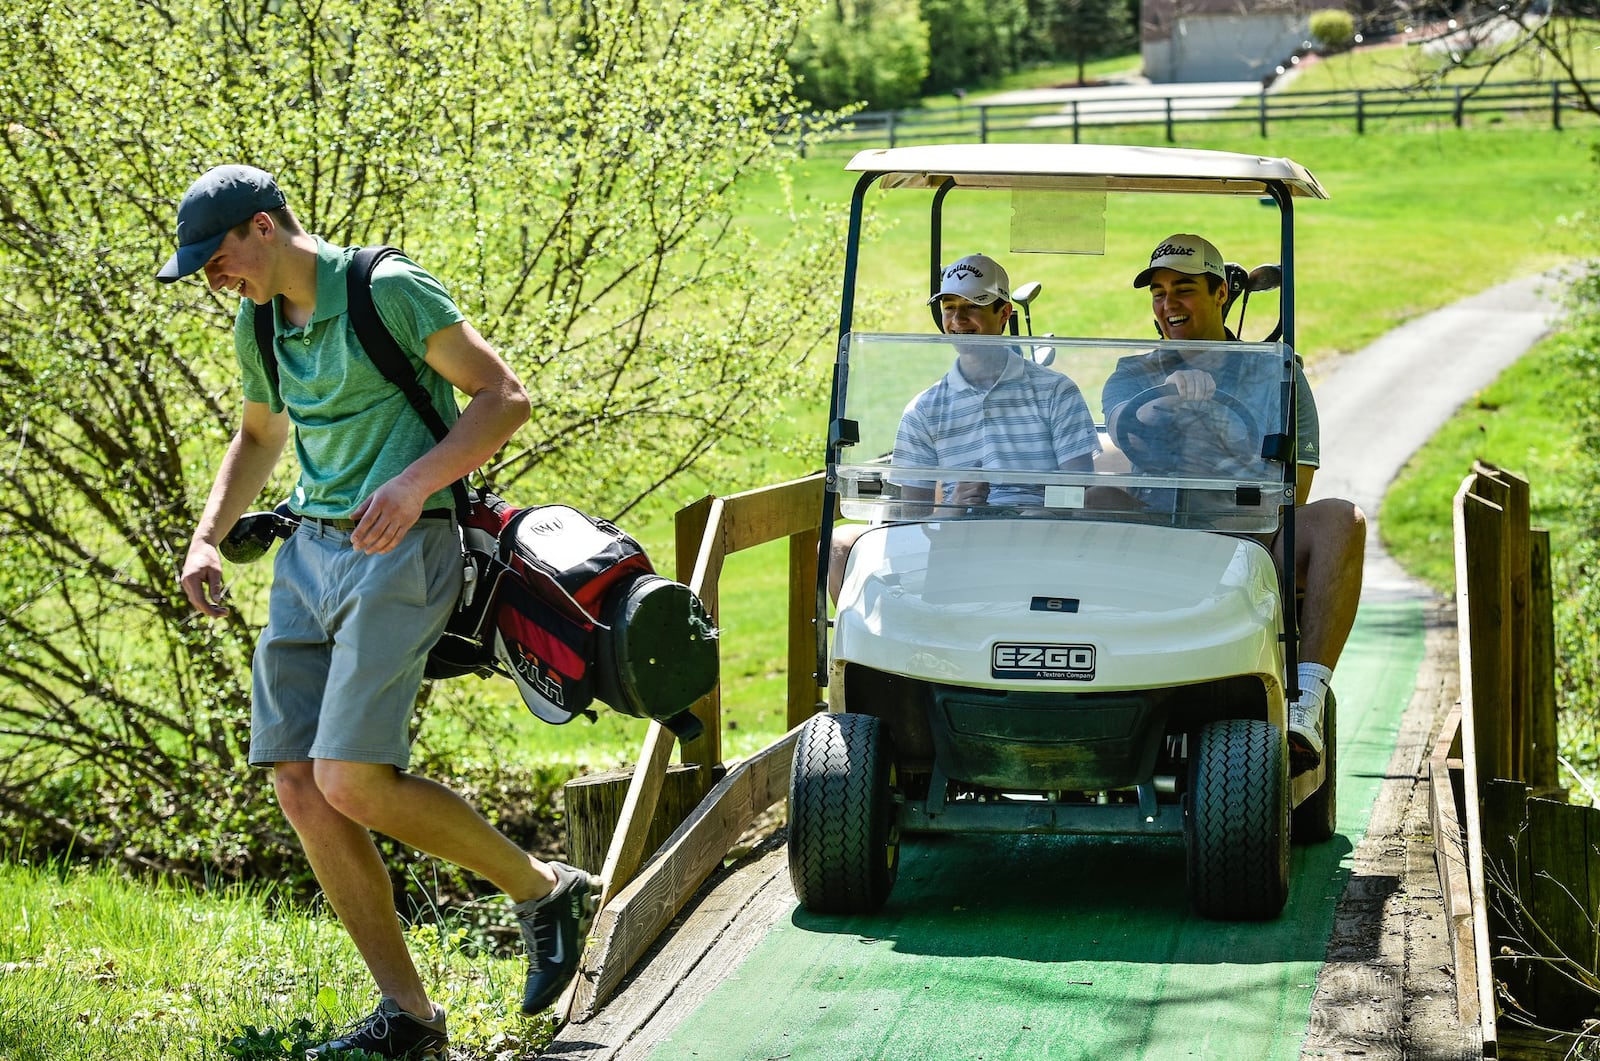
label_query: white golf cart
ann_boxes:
[789,143,1336,921]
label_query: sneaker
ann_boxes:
[515,861,601,1016]
[305,997,447,1060]
[1288,696,1325,772]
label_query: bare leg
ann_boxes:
[1290,497,1367,670]
[275,760,559,1020]
[827,524,869,605]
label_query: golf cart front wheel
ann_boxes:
[1186,718,1290,920]
[788,712,900,914]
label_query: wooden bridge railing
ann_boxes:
[1436,461,1599,1058]
[561,472,827,1022]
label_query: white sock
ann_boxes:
[1296,661,1333,711]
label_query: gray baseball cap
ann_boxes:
[156,165,287,282]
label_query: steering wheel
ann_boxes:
[1111,383,1263,477]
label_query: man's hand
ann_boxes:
[1165,368,1216,401]
[181,538,229,617]
[948,480,990,507]
[348,478,431,555]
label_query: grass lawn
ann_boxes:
[0,859,548,1060]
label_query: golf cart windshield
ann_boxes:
[833,332,1295,534]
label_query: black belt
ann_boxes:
[299,508,454,532]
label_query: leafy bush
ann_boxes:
[1553,259,1600,803]
[788,0,930,110]
[920,0,1029,95]
[1309,8,1356,52]
[0,0,841,886]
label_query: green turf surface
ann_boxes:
[648,598,1426,1060]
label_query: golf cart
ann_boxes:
[789,144,1336,921]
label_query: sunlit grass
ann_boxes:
[0,858,554,1060]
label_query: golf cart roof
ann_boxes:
[846,144,1328,199]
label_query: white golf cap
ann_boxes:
[928,253,1011,307]
[1133,233,1225,288]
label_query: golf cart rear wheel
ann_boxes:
[788,712,900,914]
[1291,689,1338,844]
[1186,718,1290,920]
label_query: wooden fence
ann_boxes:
[559,472,827,1022]
[1436,461,1600,1058]
[826,78,1599,148]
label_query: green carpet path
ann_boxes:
[647,598,1428,1061]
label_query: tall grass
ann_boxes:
[0,858,551,1059]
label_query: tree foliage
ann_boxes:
[1028,0,1139,87]
[0,0,840,883]
[788,0,931,110]
[920,0,1030,96]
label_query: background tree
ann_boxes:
[788,0,931,110]
[0,0,840,884]
[1030,0,1140,86]
[921,0,1030,96]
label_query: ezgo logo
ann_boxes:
[992,642,1096,681]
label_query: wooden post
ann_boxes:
[1473,463,1531,783]
[1460,491,1513,782]
[564,764,704,874]
[1527,530,1561,797]
[788,524,825,730]
[1453,473,1504,1055]
[676,494,722,774]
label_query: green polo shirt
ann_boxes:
[234,238,464,518]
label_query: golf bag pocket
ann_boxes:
[423,490,516,681]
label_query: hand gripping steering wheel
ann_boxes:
[1111,383,1263,477]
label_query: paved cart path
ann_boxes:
[550,271,1564,1060]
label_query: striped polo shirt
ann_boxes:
[892,352,1100,505]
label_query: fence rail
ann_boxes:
[829,78,1599,147]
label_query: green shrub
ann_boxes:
[1309,8,1356,52]
[788,0,929,110]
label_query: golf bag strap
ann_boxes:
[251,245,471,520]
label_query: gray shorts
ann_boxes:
[248,516,462,769]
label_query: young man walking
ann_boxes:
[162,164,596,1059]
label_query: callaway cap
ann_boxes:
[156,165,287,282]
[1133,233,1225,288]
[928,253,1011,307]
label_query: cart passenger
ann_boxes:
[827,253,1100,602]
[1102,233,1366,771]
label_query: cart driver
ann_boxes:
[827,253,1100,603]
[1102,233,1366,771]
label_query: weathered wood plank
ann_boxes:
[786,524,825,729]
[1460,488,1513,784]
[676,495,724,772]
[1454,475,1503,1054]
[1527,530,1562,798]
[568,728,800,1022]
[564,765,703,876]
[719,474,824,554]
[544,839,796,1061]
[1526,797,1600,1028]
[1428,703,1481,1030]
